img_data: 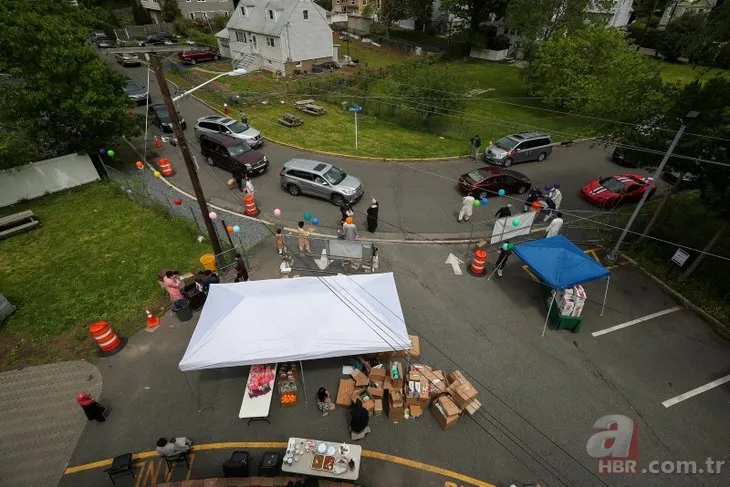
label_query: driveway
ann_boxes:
[110,59,653,237]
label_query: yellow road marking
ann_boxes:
[186,453,196,481]
[64,441,494,486]
[134,460,146,487]
[521,265,539,282]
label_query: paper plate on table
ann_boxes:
[317,443,327,454]
[326,445,336,456]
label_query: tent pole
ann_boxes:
[300,360,308,405]
[601,275,610,317]
[486,264,499,281]
[542,291,555,337]
[182,371,202,413]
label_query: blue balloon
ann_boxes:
[233,225,240,233]
[98,148,106,155]
[480,197,488,206]
[498,189,506,196]
[311,217,319,225]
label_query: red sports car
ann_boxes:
[580,174,657,207]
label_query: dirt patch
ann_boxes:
[0,329,94,372]
[0,336,15,358]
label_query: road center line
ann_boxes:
[662,374,730,408]
[592,306,682,337]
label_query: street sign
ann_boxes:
[671,248,690,267]
[349,104,362,113]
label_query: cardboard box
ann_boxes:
[373,397,383,415]
[389,361,404,388]
[431,396,460,430]
[388,405,405,423]
[336,378,355,407]
[351,368,369,387]
[361,396,375,415]
[382,376,393,390]
[410,404,423,418]
[438,394,462,417]
[408,335,421,359]
[369,366,386,382]
[388,388,404,408]
[463,397,482,416]
[367,384,384,398]
[421,368,448,398]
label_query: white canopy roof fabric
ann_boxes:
[179,273,411,372]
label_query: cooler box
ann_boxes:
[539,282,582,333]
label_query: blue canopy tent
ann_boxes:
[513,236,611,336]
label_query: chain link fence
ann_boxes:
[114,23,174,41]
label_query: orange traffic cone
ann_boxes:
[154,136,162,149]
[145,308,160,328]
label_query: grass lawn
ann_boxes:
[0,182,206,371]
[335,33,411,69]
[652,59,729,85]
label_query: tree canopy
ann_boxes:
[440,0,507,32]
[161,0,183,22]
[0,0,140,169]
[525,26,668,122]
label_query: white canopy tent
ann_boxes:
[179,272,411,372]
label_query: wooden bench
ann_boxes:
[297,103,327,116]
[0,210,38,240]
[277,112,303,127]
[293,99,316,108]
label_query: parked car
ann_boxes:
[457,167,532,198]
[148,104,186,132]
[199,133,268,176]
[95,36,116,48]
[179,47,220,64]
[115,52,141,67]
[580,173,657,207]
[143,32,174,46]
[661,170,700,188]
[194,115,263,148]
[280,159,364,206]
[122,80,150,105]
[483,132,553,167]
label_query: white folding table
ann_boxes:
[280,437,362,481]
[238,363,277,425]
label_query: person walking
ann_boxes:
[495,242,512,278]
[232,166,245,192]
[234,253,249,282]
[524,187,543,212]
[162,270,183,303]
[457,193,475,223]
[244,176,255,197]
[495,204,512,219]
[275,229,284,255]
[297,221,312,253]
[77,392,109,422]
[548,182,562,210]
[545,212,564,238]
[366,198,379,233]
[469,135,482,160]
[316,387,334,417]
[340,202,354,223]
[342,217,358,241]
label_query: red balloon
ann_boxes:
[173,199,182,206]
[135,161,144,169]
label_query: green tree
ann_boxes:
[526,26,668,121]
[132,0,153,25]
[655,13,705,62]
[161,0,182,22]
[386,57,466,120]
[0,0,140,168]
[409,0,434,32]
[314,0,333,11]
[440,0,507,33]
[379,0,409,39]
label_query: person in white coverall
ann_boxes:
[458,193,475,222]
[546,183,562,220]
[545,212,564,237]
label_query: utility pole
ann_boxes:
[607,111,698,262]
[149,53,223,256]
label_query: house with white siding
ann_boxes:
[216,0,336,76]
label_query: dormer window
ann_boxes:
[240,6,247,15]
[303,9,309,19]
[268,9,274,19]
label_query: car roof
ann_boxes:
[508,132,550,141]
[197,115,237,126]
[150,104,168,113]
[200,132,245,147]
[283,159,333,173]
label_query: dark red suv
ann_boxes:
[179,48,220,64]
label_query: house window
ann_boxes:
[350,0,354,5]
[240,6,246,15]
[197,0,205,3]
[336,0,339,3]
[268,9,274,19]
[236,31,246,42]
[267,60,272,64]
[303,9,309,19]
[186,0,191,2]
[266,37,275,47]
[190,13,194,18]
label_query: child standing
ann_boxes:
[316,387,334,416]
[275,229,284,255]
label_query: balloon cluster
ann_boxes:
[304,212,319,225]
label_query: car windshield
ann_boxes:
[600,177,627,193]
[495,137,519,150]
[228,121,250,133]
[154,107,170,122]
[228,142,252,156]
[125,81,143,92]
[323,167,346,185]
[466,170,487,182]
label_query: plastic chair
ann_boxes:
[162,450,190,472]
[222,450,250,478]
[105,453,135,484]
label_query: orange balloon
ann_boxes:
[345,217,353,224]
[135,161,143,169]
[226,225,233,233]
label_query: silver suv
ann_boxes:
[483,132,553,167]
[280,159,364,206]
[194,115,263,148]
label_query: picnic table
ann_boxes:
[294,99,327,116]
[0,210,38,239]
[278,113,303,127]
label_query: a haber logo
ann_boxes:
[586,415,639,474]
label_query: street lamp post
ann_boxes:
[148,55,246,256]
[607,110,699,261]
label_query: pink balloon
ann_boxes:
[209,212,217,220]
[273,208,281,216]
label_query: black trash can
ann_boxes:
[171,299,193,322]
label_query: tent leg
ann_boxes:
[182,372,202,413]
[542,292,555,337]
[486,265,499,281]
[601,275,610,317]
[300,361,308,405]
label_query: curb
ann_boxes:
[620,252,729,340]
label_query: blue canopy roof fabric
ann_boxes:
[513,236,610,289]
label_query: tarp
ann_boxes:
[513,236,610,289]
[179,273,411,372]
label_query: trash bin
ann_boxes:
[200,253,217,272]
[172,299,193,322]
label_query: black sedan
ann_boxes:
[148,104,186,133]
[457,167,532,198]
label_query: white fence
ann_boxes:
[0,153,100,208]
[470,48,509,61]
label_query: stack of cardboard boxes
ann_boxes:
[555,285,587,317]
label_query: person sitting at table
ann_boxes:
[156,437,193,457]
[349,399,371,441]
[316,387,334,417]
[196,270,220,293]
[352,355,379,374]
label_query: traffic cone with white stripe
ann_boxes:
[146,308,160,328]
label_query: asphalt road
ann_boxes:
[109,58,655,236]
